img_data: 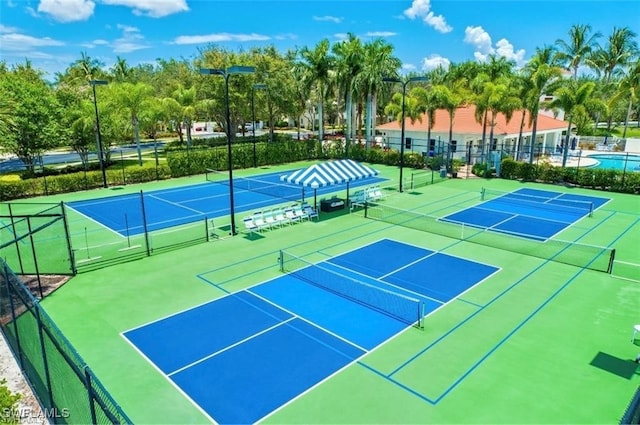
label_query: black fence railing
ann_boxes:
[0,259,130,424]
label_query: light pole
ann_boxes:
[200,66,256,236]
[90,79,109,188]
[382,76,428,192]
[251,83,267,168]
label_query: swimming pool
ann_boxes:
[586,153,640,172]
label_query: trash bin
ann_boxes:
[440,167,447,178]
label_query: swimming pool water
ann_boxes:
[586,154,640,171]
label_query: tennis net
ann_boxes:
[481,188,594,218]
[363,202,615,273]
[206,168,304,202]
[409,169,447,190]
[279,250,425,328]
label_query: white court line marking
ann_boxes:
[167,317,297,377]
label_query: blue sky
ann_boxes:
[1,0,638,80]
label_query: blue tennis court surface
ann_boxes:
[442,188,610,241]
[67,170,386,236]
[123,239,498,424]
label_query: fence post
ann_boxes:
[3,263,25,370]
[84,368,99,425]
[26,218,44,299]
[35,307,55,410]
[140,191,151,256]
[7,204,25,274]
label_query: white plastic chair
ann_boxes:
[293,204,308,221]
[284,207,300,224]
[252,211,269,231]
[633,324,640,342]
[302,202,319,221]
[274,208,289,226]
[264,209,278,228]
[243,216,259,237]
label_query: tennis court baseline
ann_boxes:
[124,239,498,424]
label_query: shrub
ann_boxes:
[0,378,21,424]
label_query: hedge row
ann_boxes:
[499,158,640,193]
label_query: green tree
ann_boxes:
[555,24,601,79]
[333,33,364,153]
[522,46,563,162]
[0,63,65,171]
[110,82,154,165]
[298,39,334,141]
[548,80,597,166]
[355,38,401,147]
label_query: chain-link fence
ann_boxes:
[1,258,130,424]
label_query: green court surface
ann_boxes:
[18,163,640,423]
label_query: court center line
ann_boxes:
[167,317,297,377]
[148,194,205,215]
[377,252,438,280]
[246,288,370,354]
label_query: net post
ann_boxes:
[588,202,594,218]
[278,250,284,272]
[410,173,414,190]
[364,201,368,218]
[607,248,616,274]
[480,187,486,200]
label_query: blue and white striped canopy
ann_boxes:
[281,159,379,188]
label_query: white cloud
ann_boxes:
[173,33,271,45]
[403,0,452,33]
[37,0,95,22]
[464,26,493,54]
[80,39,109,48]
[333,33,349,41]
[365,31,397,38]
[0,24,20,33]
[421,54,450,70]
[112,24,149,53]
[464,26,526,67]
[101,0,188,18]
[495,38,526,66]
[0,32,65,51]
[402,63,417,71]
[313,15,343,24]
[274,33,297,41]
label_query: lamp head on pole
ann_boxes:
[90,79,108,86]
[200,68,225,76]
[228,65,256,75]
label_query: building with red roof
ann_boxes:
[376,104,571,161]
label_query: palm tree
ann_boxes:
[613,60,640,138]
[332,33,364,155]
[298,39,334,142]
[522,45,563,163]
[411,83,441,156]
[555,24,602,79]
[355,39,401,148]
[111,56,132,83]
[111,82,154,165]
[591,27,638,84]
[548,80,597,167]
[172,85,197,149]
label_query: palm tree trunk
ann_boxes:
[133,116,142,166]
[365,93,373,149]
[480,111,488,163]
[622,98,632,138]
[345,91,352,155]
[516,110,526,161]
[561,117,573,168]
[529,114,539,164]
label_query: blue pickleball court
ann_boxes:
[441,188,610,241]
[67,170,386,236]
[123,239,499,424]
